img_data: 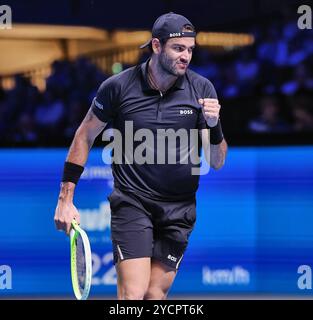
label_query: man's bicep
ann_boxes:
[78,107,108,140]
[91,97,114,123]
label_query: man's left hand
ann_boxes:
[198,98,221,127]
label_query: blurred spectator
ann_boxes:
[257,23,288,66]
[220,65,240,98]
[281,64,313,95]
[64,98,86,139]
[0,83,6,136]
[248,96,291,133]
[34,90,65,127]
[190,50,219,80]
[287,35,309,66]
[46,60,72,97]
[290,93,313,132]
[13,113,38,143]
[235,49,259,83]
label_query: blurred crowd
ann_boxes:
[0,59,106,145]
[0,13,312,146]
[190,15,313,137]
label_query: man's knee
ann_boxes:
[116,257,151,300]
[120,285,147,300]
[144,286,167,300]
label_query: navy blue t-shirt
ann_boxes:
[92,59,217,200]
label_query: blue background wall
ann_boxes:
[0,146,312,297]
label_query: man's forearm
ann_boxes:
[58,133,92,201]
[59,108,107,199]
[59,129,94,199]
[66,127,94,166]
[210,139,227,170]
[200,129,227,170]
[66,107,105,166]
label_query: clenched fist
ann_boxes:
[198,98,221,128]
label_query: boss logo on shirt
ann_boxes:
[179,109,193,115]
[167,254,177,262]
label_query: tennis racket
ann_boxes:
[70,219,92,300]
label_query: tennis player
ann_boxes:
[54,12,227,300]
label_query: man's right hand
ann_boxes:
[54,200,80,235]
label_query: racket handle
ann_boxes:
[70,228,76,239]
[71,219,79,229]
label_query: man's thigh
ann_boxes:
[151,198,196,269]
[109,188,154,264]
[116,257,151,300]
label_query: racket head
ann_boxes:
[70,220,92,300]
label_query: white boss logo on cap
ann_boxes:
[169,32,181,37]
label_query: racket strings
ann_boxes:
[75,234,86,294]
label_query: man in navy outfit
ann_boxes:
[54,12,227,300]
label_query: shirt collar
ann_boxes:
[140,58,186,93]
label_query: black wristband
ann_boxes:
[62,161,84,184]
[208,119,224,145]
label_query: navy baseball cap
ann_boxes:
[140,12,196,49]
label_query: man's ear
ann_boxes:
[151,38,162,54]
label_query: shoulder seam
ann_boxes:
[117,65,141,101]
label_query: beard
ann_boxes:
[159,50,188,77]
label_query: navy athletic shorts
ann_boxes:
[108,188,196,270]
